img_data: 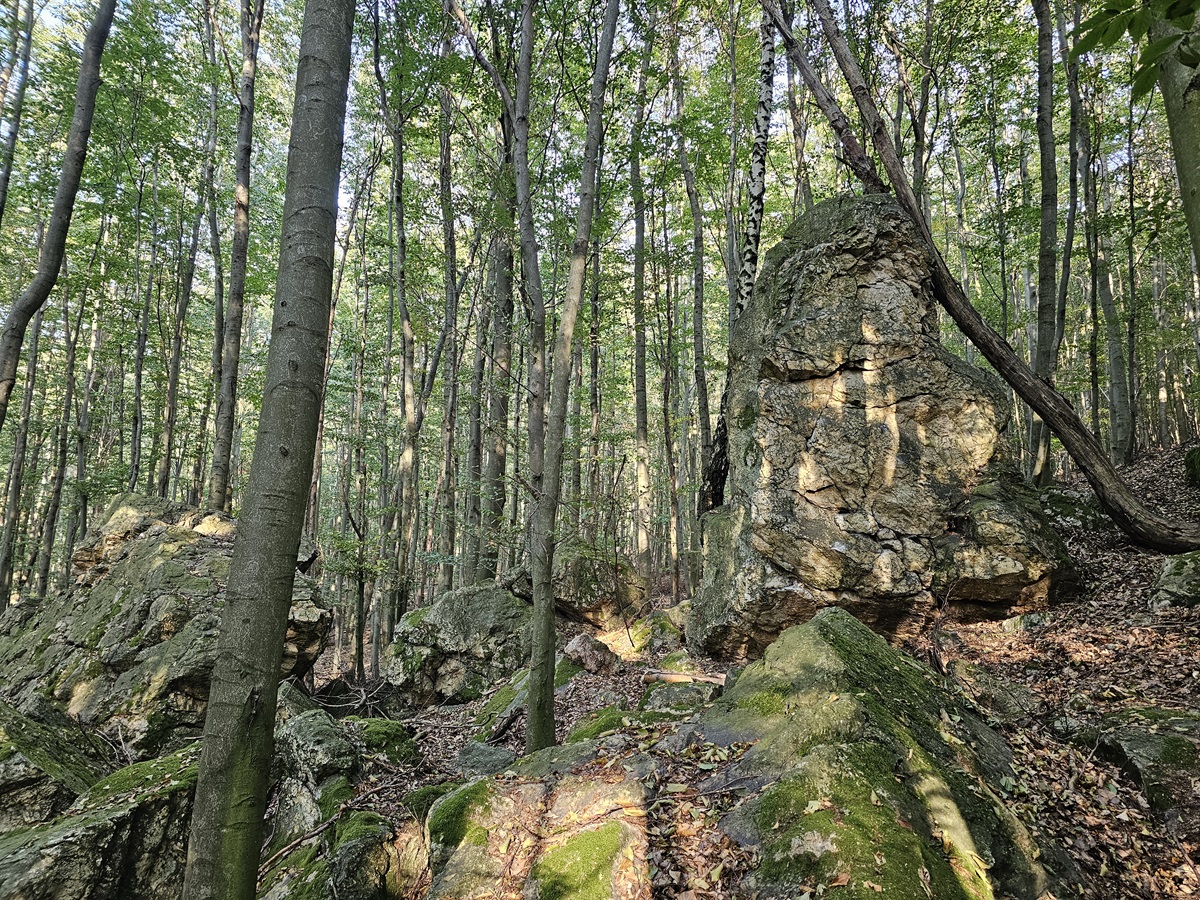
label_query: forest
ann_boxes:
[0,0,1199,896]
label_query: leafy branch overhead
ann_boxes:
[1074,0,1200,95]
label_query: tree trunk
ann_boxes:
[734,10,775,318]
[0,0,33,230]
[632,33,652,576]
[181,0,354,891]
[1030,0,1058,483]
[526,0,621,753]
[0,0,116,434]
[207,0,267,512]
[0,307,41,603]
[1153,16,1200,274]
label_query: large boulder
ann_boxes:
[0,743,198,900]
[382,584,532,705]
[692,196,1074,659]
[698,607,1060,898]
[552,541,650,629]
[0,494,331,758]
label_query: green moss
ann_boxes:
[756,744,979,900]
[1185,448,1200,489]
[352,717,421,765]
[334,809,390,846]
[403,781,461,821]
[735,688,789,717]
[1159,735,1198,767]
[555,658,584,688]
[659,650,697,674]
[473,669,529,738]
[427,779,492,849]
[81,743,198,806]
[316,775,354,820]
[0,700,109,794]
[532,822,624,900]
[565,706,676,743]
[402,606,431,628]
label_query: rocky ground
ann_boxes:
[314,443,1200,899]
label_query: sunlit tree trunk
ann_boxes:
[207,0,267,511]
[526,0,621,753]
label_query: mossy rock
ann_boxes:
[0,743,198,899]
[1149,551,1200,610]
[531,821,626,900]
[1186,448,1200,489]
[565,706,678,743]
[1096,707,1200,816]
[403,781,461,822]
[702,608,1058,899]
[349,716,421,766]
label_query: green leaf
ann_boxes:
[1140,33,1183,67]
[1132,62,1161,99]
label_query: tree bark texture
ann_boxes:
[181,0,354,892]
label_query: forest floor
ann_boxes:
[320,444,1200,899]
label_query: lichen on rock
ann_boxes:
[690,196,1075,660]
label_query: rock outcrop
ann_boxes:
[414,608,1067,899]
[0,494,331,759]
[382,584,532,705]
[692,196,1074,659]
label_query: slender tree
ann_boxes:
[0,0,117,434]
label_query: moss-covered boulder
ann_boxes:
[552,540,650,629]
[1039,486,1111,531]
[0,743,198,899]
[691,196,1075,661]
[425,739,655,899]
[1093,707,1200,831]
[0,494,330,759]
[1185,447,1200,489]
[1149,551,1200,610]
[698,608,1058,899]
[382,584,532,706]
[0,699,112,835]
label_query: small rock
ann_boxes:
[1149,551,1200,610]
[454,740,516,776]
[564,633,620,675]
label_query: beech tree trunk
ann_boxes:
[180,0,354,892]
[526,0,621,753]
[207,0,267,511]
[0,0,33,230]
[0,0,116,434]
[1030,0,1058,483]
[632,34,652,576]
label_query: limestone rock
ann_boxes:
[383,585,532,705]
[564,632,620,675]
[0,744,198,900]
[0,494,330,759]
[1149,551,1200,609]
[697,607,1061,898]
[552,541,650,628]
[1093,708,1200,831]
[426,738,655,899]
[0,700,111,835]
[692,196,1074,659]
